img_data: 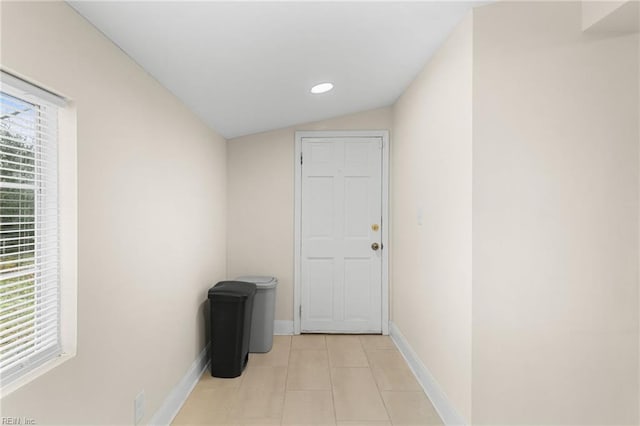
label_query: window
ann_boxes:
[0,72,69,388]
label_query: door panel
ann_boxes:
[301,137,382,333]
[306,258,334,321]
[344,177,369,238]
[307,177,334,238]
[344,258,371,321]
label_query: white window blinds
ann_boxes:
[0,74,62,386]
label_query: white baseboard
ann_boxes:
[149,345,209,426]
[389,321,467,426]
[274,320,294,335]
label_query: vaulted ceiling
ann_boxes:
[69,1,483,138]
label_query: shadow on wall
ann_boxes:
[199,298,210,358]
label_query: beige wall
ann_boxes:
[0,2,227,424]
[582,0,639,33]
[391,14,473,422]
[581,0,627,30]
[227,108,392,322]
[472,2,638,424]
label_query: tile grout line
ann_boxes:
[280,335,292,425]
[362,336,394,425]
[325,335,338,425]
[229,362,245,422]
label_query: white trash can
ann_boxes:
[236,275,277,353]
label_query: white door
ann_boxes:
[300,137,382,333]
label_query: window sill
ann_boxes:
[0,351,76,398]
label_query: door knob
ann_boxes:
[371,242,380,251]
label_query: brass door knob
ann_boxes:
[371,242,380,251]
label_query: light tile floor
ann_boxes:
[172,334,443,426]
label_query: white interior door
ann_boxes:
[300,136,382,333]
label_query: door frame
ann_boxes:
[294,130,390,335]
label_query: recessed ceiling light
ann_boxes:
[310,82,334,94]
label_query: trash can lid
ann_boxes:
[235,275,278,289]
[208,281,257,299]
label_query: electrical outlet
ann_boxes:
[134,390,145,425]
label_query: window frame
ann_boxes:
[0,71,77,397]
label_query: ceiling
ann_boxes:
[69,1,482,139]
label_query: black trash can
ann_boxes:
[208,281,256,378]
